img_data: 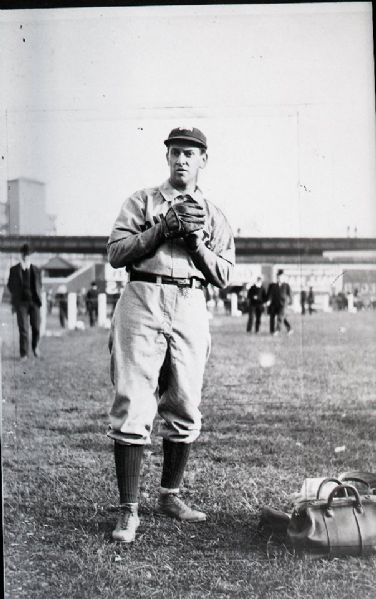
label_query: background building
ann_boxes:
[4,178,56,236]
[0,202,9,234]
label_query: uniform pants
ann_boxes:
[15,302,40,357]
[246,305,263,333]
[108,281,211,446]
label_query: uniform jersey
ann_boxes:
[107,180,235,288]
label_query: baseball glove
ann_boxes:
[161,198,206,239]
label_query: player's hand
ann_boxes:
[184,230,205,252]
[161,204,182,238]
[161,198,205,238]
[177,200,206,234]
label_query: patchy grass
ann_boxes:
[2,307,376,598]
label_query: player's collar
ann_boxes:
[159,180,204,206]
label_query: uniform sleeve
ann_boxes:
[107,192,165,269]
[188,205,235,289]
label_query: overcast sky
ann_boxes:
[1,2,375,237]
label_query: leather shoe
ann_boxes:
[112,503,140,543]
[156,493,206,522]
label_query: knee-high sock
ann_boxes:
[114,442,143,504]
[161,439,191,490]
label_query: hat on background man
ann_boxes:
[164,127,207,150]
[20,243,31,256]
[277,269,284,276]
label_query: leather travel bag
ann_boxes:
[287,478,376,557]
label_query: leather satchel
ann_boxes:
[287,482,376,557]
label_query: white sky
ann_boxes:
[1,2,375,237]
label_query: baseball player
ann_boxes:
[107,126,235,543]
[246,276,267,333]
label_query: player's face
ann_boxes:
[167,143,207,190]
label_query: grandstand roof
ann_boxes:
[42,256,75,270]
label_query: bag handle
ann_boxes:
[316,478,345,499]
[326,484,363,517]
[339,475,374,491]
[338,471,376,484]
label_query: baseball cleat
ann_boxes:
[112,503,140,543]
[156,493,206,522]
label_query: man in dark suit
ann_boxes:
[246,276,267,333]
[86,281,99,327]
[266,269,293,335]
[307,286,315,315]
[300,289,307,315]
[7,243,42,360]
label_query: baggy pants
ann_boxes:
[107,281,211,445]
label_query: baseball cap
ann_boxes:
[164,127,207,149]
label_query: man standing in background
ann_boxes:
[56,284,68,328]
[7,243,42,360]
[86,281,99,327]
[307,286,315,315]
[246,276,267,333]
[266,269,293,335]
[300,288,307,315]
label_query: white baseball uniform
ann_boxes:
[107,179,235,445]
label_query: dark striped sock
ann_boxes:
[114,442,144,504]
[161,439,191,490]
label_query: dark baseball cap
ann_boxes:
[164,127,207,149]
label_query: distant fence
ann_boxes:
[1,234,376,256]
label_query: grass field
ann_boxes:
[2,306,376,599]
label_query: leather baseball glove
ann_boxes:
[161,197,205,239]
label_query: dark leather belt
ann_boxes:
[130,271,206,289]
